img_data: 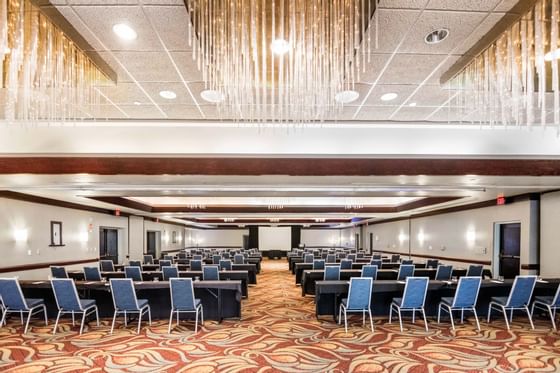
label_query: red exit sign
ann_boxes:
[497,196,506,205]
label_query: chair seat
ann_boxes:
[534,296,555,305]
[137,299,149,309]
[175,299,202,311]
[490,296,508,306]
[440,297,453,306]
[25,298,45,309]
[391,297,402,307]
[80,299,96,310]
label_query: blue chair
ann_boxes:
[124,266,143,282]
[129,260,142,268]
[190,260,203,271]
[338,277,374,333]
[397,264,415,281]
[487,275,537,330]
[162,266,179,281]
[84,266,102,281]
[177,253,187,259]
[357,253,364,259]
[326,254,336,263]
[531,283,560,330]
[313,260,325,270]
[109,279,151,334]
[435,265,453,281]
[370,259,383,269]
[100,260,115,272]
[466,264,483,277]
[159,260,172,270]
[391,254,400,262]
[324,266,341,280]
[347,254,356,261]
[50,266,68,279]
[233,254,244,264]
[372,254,382,260]
[193,255,203,261]
[163,255,174,262]
[361,265,378,280]
[51,278,99,335]
[0,278,47,334]
[212,255,221,265]
[389,277,430,331]
[401,259,413,265]
[169,278,204,333]
[304,254,314,264]
[143,255,154,264]
[340,259,353,270]
[437,276,482,330]
[219,260,232,271]
[426,259,439,268]
[202,266,220,281]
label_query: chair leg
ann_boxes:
[338,305,342,325]
[124,311,127,327]
[80,312,87,335]
[501,306,510,330]
[437,304,442,324]
[448,307,455,331]
[137,311,142,334]
[525,306,535,330]
[0,310,7,328]
[148,307,152,326]
[362,310,365,326]
[487,303,493,323]
[110,311,117,334]
[42,306,48,326]
[195,309,199,333]
[201,307,204,325]
[472,308,481,331]
[24,311,32,334]
[53,311,61,335]
[389,305,393,324]
[95,307,100,327]
[421,308,428,332]
[412,310,415,323]
[398,309,403,332]
[461,309,464,323]
[368,310,374,332]
[548,306,557,331]
[168,309,174,334]
[344,308,348,333]
[71,311,75,326]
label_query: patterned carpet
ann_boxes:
[1,260,560,372]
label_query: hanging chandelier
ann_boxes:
[447,0,560,128]
[0,0,111,122]
[185,0,379,123]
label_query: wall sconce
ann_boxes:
[466,229,476,243]
[79,231,89,243]
[398,232,407,243]
[417,231,425,244]
[14,229,28,242]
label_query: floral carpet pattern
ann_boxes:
[1,260,559,372]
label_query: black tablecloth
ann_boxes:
[115,264,258,284]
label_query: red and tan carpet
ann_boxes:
[1,260,559,372]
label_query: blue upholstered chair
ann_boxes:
[347,254,357,262]
[202,266,220,281]
[163,255,174,262]
[100,260,115,272]
[50,266,68,279]
[177,253,187,259]
[129,260,142,268]
[487,275,537,330]
[389,277,430,331]
[193,255,203,261]
[162,266,179,281]
[83,266,102,281]
[357,253,365,259]
[326,254,336,263]
[372,254,382,260]
[212,255,221,265]
[340,259,353,270]
[0,278,47,334]
[124,266,143,282]
[222,253,230,259]
[466,264,483,277]
[531,283,560,330]
[361,265,378,280]
[159,260,172,270]
[324,266,341,281]
[313,260,325,270]
[169,278,204,333]
[426,259,439,269]
[143,255,154,265]
[304,254,314,264]
[109,278,151,334]
[435,265,453,281]
[397,264,415,281]
[219,260,232,271]
[338,277,374,333]
[401,259,414,265]
[51,278,99,335]
[391,254,400,262]
[233,254,245,264]
[190,260,203,271]
[370,259,383,269]
[437,276,482,330]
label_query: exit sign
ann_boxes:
[497,196,506,205]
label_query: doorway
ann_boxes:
[146,231,159,258]
[355,233,360,250]
[100,228,119,263]
[369,233,373,254]
[494,222,521,279]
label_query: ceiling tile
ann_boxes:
[143,6,192,51]
[408,85,457,107]
[362,84,417,106]
[355,106,399,121]
[89,104,128,119]
[170,52,204,82]
[141,82,197,105]
[378,54,447,85]
[102,51,181,82]
[455,13,507,56]
[494,0,523,13]
[98,82,152,104]
[378,0,429,9]
[358,54,392,84]
[119,104,166,119]
[425,54,461,85]
[54,6,104,52]
[364,9,422,54]
[160,104,204,120]
[391,106,438,121]
[427,0,502,11]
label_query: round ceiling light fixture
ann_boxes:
[424,29,449,44]
[200,89,225,103]
[271,39,290,55]
[159,90,177,100]
[112,23,138,41]
[335,90,360,104]
[380,92,398,102]
[408,102,417,107]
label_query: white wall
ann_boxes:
[301,227,358,248]
[185,228,248,248]
[540,192,560,277]
[144,220,185,256]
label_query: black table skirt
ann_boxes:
[114,264,258,284]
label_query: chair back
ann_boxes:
[372,254,382,260]
[434,265,453,281]
[340,259,353,270]
[391,254,400,262]
[452,276,481,308]
[190,260,203,271]
[401,277,429,308]
[0,278,28,310]
[84,266,102,281]
[234,254,245,264]
[401,259,413,265]
[347,254,356,261]
[100,260,115,272]
[426,259,439,268]
[506,275,537,308]
[337,253,347,259]
[313,260,325,270]
[466,264,483,277]
[326,254,336,263]
[124,266,143,281]
[129,260,142,268]
[162,266,179,280]
[361,265,378,280]
[203,266,220,281]
[370,259,382,268]
[159,260,172,269]
[304,254,314,264]
[193,255,203,261]
[219,260,232,271]
[143,255,154,264]
[324,266,340,280]
[177,253,187,259]
[346,277,373,310]
[163,255,174,262]
[397,264,415,280]
[357,253,364,259]
[170,278,197,311]
[51,278,82,311]
[110,279,140,311]
[212,255,221,264]
[222,253,230,259]
[50,266,68,279]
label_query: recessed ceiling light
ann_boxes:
[408,102,417,107]
[3,47,10,54]
[380,92,398,101]
[545,49,560,61]
[200,89,225,103]
[159,90,177,100]
[133,101,141,106]
[424,29,449,44]
[271,39,290,55]
[112,23,137,41]
[335,90,359,104]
